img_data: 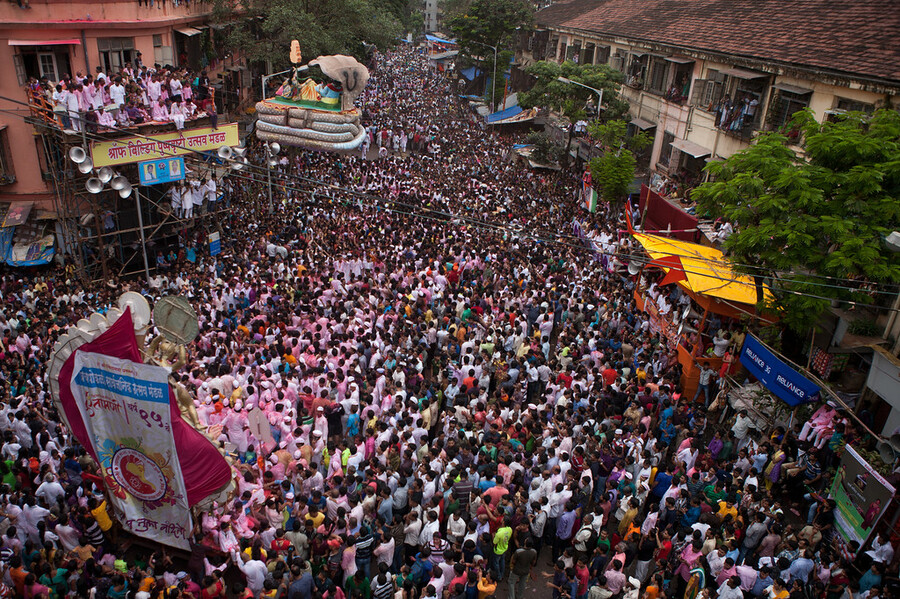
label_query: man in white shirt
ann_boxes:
[109,78,126,108]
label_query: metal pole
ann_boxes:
[267,159,274,214]
[134,186,151,284]
[491,45,497,112]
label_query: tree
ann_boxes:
[212,0,400,76]
[518,60,627,123]
[692,108,900,333]
[525,131,563,165]
[447,0,532,108]
[446,0,532,54]
[586,120,650,205]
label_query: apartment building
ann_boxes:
[519,0,900,184]
[0,0,222,206]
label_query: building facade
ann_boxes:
[423,0,440,33]
[520,0,900,186]
[0,0,220,207]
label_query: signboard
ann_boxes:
[739,334,819,406]
[2,202,33,228]
[208,232,221,256]
[138,157,185,186]
[70,352,193,549]
[830,444,895,545]
[91,123,239,167]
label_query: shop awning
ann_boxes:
[665,55,694,64]
[671,138,711,158]
[2,201,33,228]
[486,104,522,123]
[772,81,813,95]
[720,67,768,79]
[486,105,539,125]
[630,117,656,130]
[8,39,81,46]
[634,232,772,305]
[428,50,458,60]
[174,27,203,37]
[425,34,456,44]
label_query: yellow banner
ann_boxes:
[90,123,239,167]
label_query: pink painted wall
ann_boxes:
[0,0,213,206]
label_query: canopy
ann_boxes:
[8,39,81,46]
[671,138,711,158]
[461,66,482,81]
[633,232,771,306]
[486,104,522,123]
[425,34,456,44]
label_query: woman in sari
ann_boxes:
[763,443,787,491]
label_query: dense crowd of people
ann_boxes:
[0,44,895,599]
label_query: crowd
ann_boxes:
[0,43,895,599]
[27,53,216,134]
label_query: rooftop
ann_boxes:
[536,0,900,85]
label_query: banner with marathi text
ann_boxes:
[70,351,192,549]
[90,123,239,167]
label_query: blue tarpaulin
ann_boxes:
[486,105,523,124]
[425,34,456,44]
[461,67,482,81]
[739,334,820,406]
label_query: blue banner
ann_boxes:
[138,157,185,186]
[739,335,820,406]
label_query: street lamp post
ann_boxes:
[557,76,604,112]
[470,40,498,112]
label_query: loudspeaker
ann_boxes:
[85,178,103,194]
[68,146,87,164]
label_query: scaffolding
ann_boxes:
[25,94,229,285]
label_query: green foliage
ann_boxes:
[212,0,400,73]
[584,119,639,204]
[447,0,531,108]
[692,108,900,333]
[525,131,563,165]
[847,318,882,337]
[590,149,636,204]
[519,60,627,121]
[447,0,533,55]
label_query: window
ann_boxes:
[153,34,174,66]
[647,58,669,95]
[657,131,676,169]
[768,89,812,133]
[0,128,16,185]
[11,47,72,85]
[98,37,135,74]
[625,54,648,88]
[595,45,610,64]
[38,53,59,81]
[558,41,567,63]
[835,97,875,113]
[583,43,595,65]
[567,42,580,63]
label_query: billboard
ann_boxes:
[138,157,186,186]
[739,334,820,406]
[91,123,238,167]
[70,351,193,549]
[830,444,895,545]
